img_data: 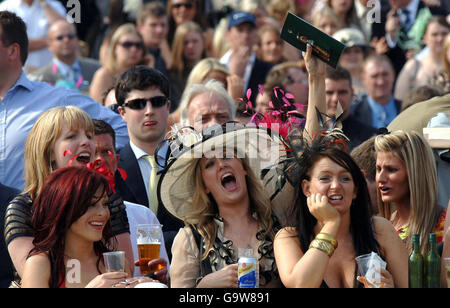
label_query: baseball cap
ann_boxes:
[228,11,256,29]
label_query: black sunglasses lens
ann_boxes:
[121,42,142,49]
[126,99,147,109]
[150,96,167,107]
[125,97,167,109]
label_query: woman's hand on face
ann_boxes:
[307,193,340,226]
[198,263,239,288]
[85,271,129,288]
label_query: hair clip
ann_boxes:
[376,127,390,135]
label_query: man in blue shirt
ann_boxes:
[351,54,402,129]
[0,11,128,190]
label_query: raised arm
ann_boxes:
[302,45,327,141]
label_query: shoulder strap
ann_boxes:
[189,225,213,278]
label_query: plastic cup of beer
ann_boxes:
[355,252,385,288]
[445,258,450,288]
[103,251,126,272]
[136,224,162,274]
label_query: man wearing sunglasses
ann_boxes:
[29,20,101,93]
[115,66,183,261]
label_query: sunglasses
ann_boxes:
[118,41,144,49]
[55,33,76,41]
[172,2,194,9]
[124,96,168,110]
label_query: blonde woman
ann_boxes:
[161,126,284,288]
[257,23,285,65]
[375,130,447,255]
[394,17,449,102]
[430,32,450,94]
[169,21,206,110]
[4,106,133,283]
[326,0,360,31]
[311,6,341,37]
[89,24,150,102]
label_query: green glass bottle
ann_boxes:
[424,233,441,288]
[409,234,423,288]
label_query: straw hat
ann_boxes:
[157,122,287,222]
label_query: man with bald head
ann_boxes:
[29,19,101,93]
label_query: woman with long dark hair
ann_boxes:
[22,167,130,288]
[274,132,408,288]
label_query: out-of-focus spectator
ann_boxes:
[311,6,341,37]
[351,54,400,129]
[220,11,272,104]
[355,0,375,41]
[326,0,361,31]
[430,33,450,93]
[261,61,309,116]
[89,23,151,103]
[294,0,316,22]
[28,20,101,94]
[169,21,206,112]
[137,1,171,78]
[167,0,213,54]
[0,0,66,73]
[240,0,270,28]
[256,23,285,65]
[394,16,449,101]
[267,0,294,27]
[325,66,377,150]
[333,27,372,96]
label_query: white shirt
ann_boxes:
[125,201,170,276]
[0,0,66,71]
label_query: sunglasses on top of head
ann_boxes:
[123,96,168,110]
[172,2,194,9]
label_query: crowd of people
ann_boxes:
[0,0,449,288]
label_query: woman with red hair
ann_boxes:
[21,166,134,288]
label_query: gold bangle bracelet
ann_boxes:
[316,233,338,248]
[309,239,335,257]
